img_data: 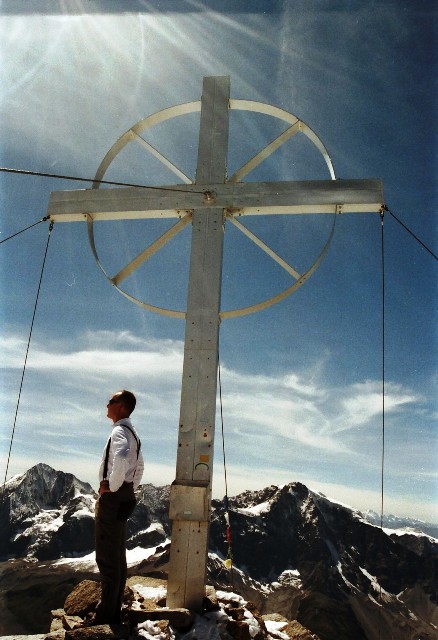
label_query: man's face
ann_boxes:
[107,393,123,422]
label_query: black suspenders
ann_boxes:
[103,424,141,481]
[124,424,141,456]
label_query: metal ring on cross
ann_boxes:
[87,99,337,320]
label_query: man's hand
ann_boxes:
[99,480,111,496]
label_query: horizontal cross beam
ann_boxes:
[48,179,383,222]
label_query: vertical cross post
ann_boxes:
[166,77,230,611]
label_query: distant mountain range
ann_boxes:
[0,463,437,640]
[362,509,438,540]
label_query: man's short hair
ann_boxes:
[118,390,136,415]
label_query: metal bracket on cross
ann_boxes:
[48,76,384,611]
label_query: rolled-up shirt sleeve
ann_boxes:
[108,426,130,492]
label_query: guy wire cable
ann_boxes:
[0,216,50,245]
[378,207,386,640]
[2,221,55,488]
[218,358,235,585]
[0,166,209,195]
[384,205,438,262]
[379,208,386,531]
[218,360,229,500]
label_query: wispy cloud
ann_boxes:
[219,368,420,457]
[3,333,183,376]
[332,380,419,434]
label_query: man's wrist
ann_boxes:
[99,480,110,495]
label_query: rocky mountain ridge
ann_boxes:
[0,463,437,640]
[1,463,436,562]
[0,463,96,560]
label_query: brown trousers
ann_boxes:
[94,482,136,624]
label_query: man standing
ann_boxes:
[94,390,144,625]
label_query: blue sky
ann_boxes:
[0,1,436,522]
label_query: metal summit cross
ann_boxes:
[48,76,383,611]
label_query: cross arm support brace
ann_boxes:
[47,179,383,222]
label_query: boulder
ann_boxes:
[127,607,194,630]
[50,609,67,633]
[64,581,101,617]
[62,615,84,630]
[65,624,129,640]
[204,584,220,611]
[226,619,251,640]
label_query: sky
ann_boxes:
[0,0,436,522]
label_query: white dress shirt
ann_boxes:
[98,418,144,492]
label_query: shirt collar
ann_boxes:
[114,418,132,427]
